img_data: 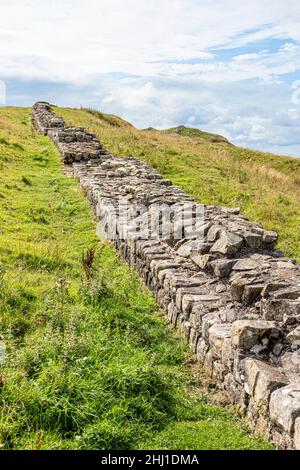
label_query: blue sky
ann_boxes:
[1,0,300,156]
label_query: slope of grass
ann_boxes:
[0,107,273,450]
[58,106,300,261]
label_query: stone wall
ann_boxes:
[31,102,300,449]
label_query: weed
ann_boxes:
[21,176,32,186]
[81,245,97,283]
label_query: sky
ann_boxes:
[1,0,300,156]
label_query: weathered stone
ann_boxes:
[242,284,264,304]
[222,338,235,370]
[287,326,300,345]
[262,282,289,298]
[230,275,249,301]
[210,231,244,255]
[189,327,200,353]
[182,293,219,315]
[272,286,300,300]
[233,259,259,271]
[281,352,300,377]
[244,359,288,403]
[263,230,278,244]
[204,350,214,373]
[207,225,222,242]
[196,338,209,362]
[209,323,231,358]
[191,253,214,269]
[244,232,262,249]
[202,313,221,340]
[177,240,201,257]
[269,385,300,434]
[261,298,300,321]
[211,259,235,278]
[176,287,210,310]
[294,417,300,450]
[231,320,280,350]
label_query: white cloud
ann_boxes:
[103,82,158,109]
[0,0,300,156]
[0,0,299,82]
[233,53,263,61]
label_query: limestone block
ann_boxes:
[182,293,220,316]
[230,320,280,351]
[244,359,288,403]
[197,338,209,363]
[261,298,300,321]
[269,385,300,434]
[206,225,222,242]
[244,232,263,249]
[294,417,300,450]
[210,231,244,255]
[189,327,200,353]
[262,230,278,244]
[242,284,264,304]
[210,259,235,278]
[209,323,231,359]
[190,254,214,270]
[233,259,259,271]
[287,326,300,345]
[202,313,221,340]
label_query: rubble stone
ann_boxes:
[269,385,300,434]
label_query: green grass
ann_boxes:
[58,106,300,262]
[0,106,274,450]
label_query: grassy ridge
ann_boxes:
[0,107,272,450]
[164,125,231,144]
[58,107,300,262]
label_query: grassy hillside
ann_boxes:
[0,107,272,450]
[58,107,300,262]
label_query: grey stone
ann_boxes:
[211,259,235,278]
[281,352,300,377]
[294,417,300,450]
[263,230,278,244]
[230,320,280,350]
[245,358,288,403]
[287,326,300,345]
[269,385,300,434]
[210,231,244,255]
[209,323,231,358]
[207,225,222,242]
[261,298,300,321]
[242,284,264,304]
[244,232,263,249]
[233,259,259,271]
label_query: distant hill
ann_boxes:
[166,125,232,144]
[143,124,232,145]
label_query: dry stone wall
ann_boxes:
[31,102,300,449]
